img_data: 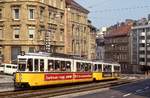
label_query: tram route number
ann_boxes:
[44,73,92,81]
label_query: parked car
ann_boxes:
[2,64,18,75]
[0,64,4,73]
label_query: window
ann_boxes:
[49,0,53,5]
[0,9,2,20]
[94,64,102,72]
[13,27,20,39]
[34,59,39,71]
[40,8,44,21]
[55,60,61,71]
[40,0,44,3]
[29,47,35,53]
[48,11,52,22]
[12,8,20,20]
[28,8,35,20]
[27,59,33,71]
[60,0,64,9]
[48,60,55,71]
[60,29,64,41]
[28,27,35,39]
[76,62,91,72]
[6,65,11,68]
[0,27,3,40]
[40,59,44,71]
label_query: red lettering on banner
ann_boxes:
[45,73,73,81]
[44,72,92,81]
[74,73,92,79]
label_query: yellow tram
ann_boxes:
[14,52,120,87]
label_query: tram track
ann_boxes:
[0,79,137,98]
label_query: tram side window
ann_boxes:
[34,59,39,71]
[48,60,54,72]
[55,60,60,71]
[40,59,44,71]
[61,61,66,71]
[66,61,71,72]
[77,62,81,72]
[104,65,112,72]
[81,63,85,72]
[94,64,98,71]
[27,59,33,71]
[85,63,91,72]
[98,64,102,72]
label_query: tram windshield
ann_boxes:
[18,58,26,71]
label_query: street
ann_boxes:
[54,79,150,98]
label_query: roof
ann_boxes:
[104,24,132,38]
[66,0,89,14]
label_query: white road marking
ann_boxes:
[144,86,149,90]
[123,93,131,97]
[136,89,142,93]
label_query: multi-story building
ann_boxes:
[0,0,66,63]
[0,0,93,63]
[104,20,134,73]
[87,20,96,60]
[96,27,107,60]
[65,0,91,59]
[131,24,150,73]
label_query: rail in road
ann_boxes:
[0,79,136,98]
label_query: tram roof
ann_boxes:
[18,52,90,60]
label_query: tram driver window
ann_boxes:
[27,59,33,71]
[40,59,44,71]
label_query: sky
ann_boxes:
[76,0,150,28]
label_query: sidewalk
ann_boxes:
[121,74,150,80]
[0,74,14,83]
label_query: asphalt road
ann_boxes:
[54,79,150,98]
[72,79,150,98]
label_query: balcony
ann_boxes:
[139,47,145,51]
[140,32,145,36]
[147,54,150,58]
[147,62,150,66]
[139,54,145,58]
[139,62,145,65]
[139,40,145,43]
[147,47,150,51]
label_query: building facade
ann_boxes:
[96,27,107,60]
[0,0,93,63]
[131,24,150,73]
[104,20,133,73]
[65,0,92,59]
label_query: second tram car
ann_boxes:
[14,52,120,87]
